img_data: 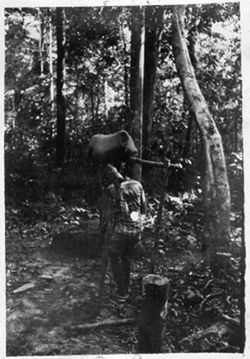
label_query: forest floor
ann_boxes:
[6,191,243,355]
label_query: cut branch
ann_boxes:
[196,290,224,312]
[131,156,182,169]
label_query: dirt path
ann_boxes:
[7,218,144,355]
[7,244,132,355]
[6,217,235,355]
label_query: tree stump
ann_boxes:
[137,274,170,353]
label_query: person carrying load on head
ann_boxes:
[108,176,147,300]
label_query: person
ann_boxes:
[108,176,147,300]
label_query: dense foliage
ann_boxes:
[5,3,244,355]
[5,5,241,166]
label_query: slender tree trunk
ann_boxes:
[124,57,129,111]
[38,8,44,75]
[38,8,45,136]
[239,227,246,352]
[182,26,198,159]
[104,76,108,120]
[234,117,238,152]
[91,90,95,124]
[143,6,163,159]
[49,10,55,114]
[130,6,145,180]
[120,24,130,111]
[95,81,100,121]
[56,7,66,165]
[171,6,231,256]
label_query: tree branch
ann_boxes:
[65,317,135,335]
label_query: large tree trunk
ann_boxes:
[56,7,66,166]
[129,6,145,180]
[143,6,163,159]
[171,6,231,256]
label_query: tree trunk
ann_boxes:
[38,8,44,75]
[120,23,130,111]
[171,6,231,256]
[49,9,55,113]
[234,116,238,152]
[95,81,100,121]
[129,6,145,180]
[182,94,197,159]
[137,275,169,353]
[182,111,193,158]
[239,232,246,352]
[143,6,163,159]
[90,90,95,124]
[104,77,108,120]
[56,7,66,165]
[182,26,198,159]
[150,160,170,274]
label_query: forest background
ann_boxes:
[2,0,250,356]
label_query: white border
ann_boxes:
[1,0,249,358]
[1,0,244,8]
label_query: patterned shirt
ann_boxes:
[115,179,147,235]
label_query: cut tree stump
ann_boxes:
[137,274,170,353]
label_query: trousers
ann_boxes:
[108,231,140,296]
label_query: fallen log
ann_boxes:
[66,317,135,335]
